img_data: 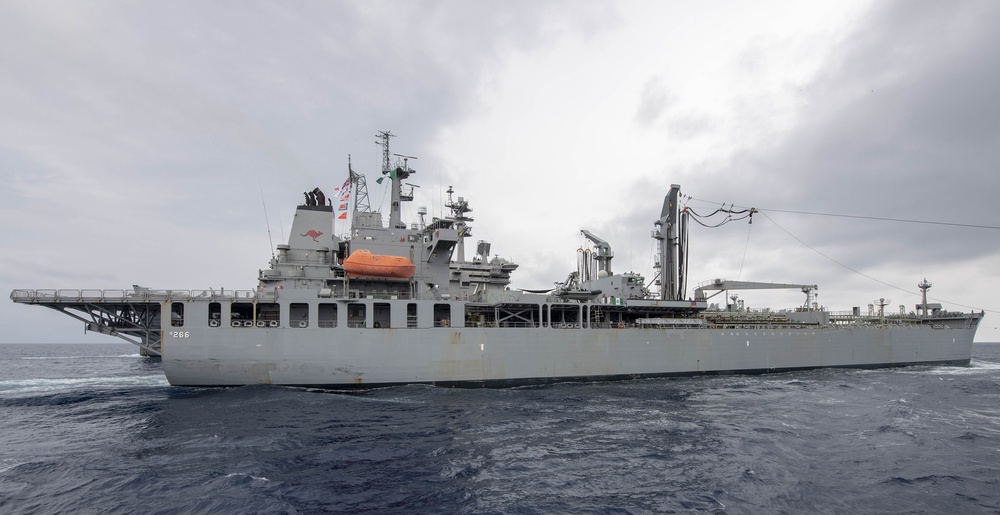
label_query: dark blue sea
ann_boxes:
[1,343,999,514]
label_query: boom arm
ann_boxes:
[580,230,614,276]
[694,279,819,309]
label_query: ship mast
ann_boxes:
[445,186,474,262]
[918,278,932,317]
[348,155,372,215]
[377,130,394,174]
[376,130,415,229]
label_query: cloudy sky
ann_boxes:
[2,0,998,344]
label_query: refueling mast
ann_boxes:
[653,184,688,301]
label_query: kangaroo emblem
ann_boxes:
[301,229,323,242]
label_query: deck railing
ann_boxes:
[10,288,277,303]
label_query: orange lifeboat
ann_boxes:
[343,249,415,279]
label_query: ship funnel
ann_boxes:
[288,201,334,250]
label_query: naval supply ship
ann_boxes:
[11,132,983,387]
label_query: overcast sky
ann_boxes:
[2,0,998,344]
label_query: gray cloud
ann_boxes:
[687,0,1000,268]
[634,76,674,126]
[595,0,1000,317]
[4,0,996,343]
[0,0,615,343]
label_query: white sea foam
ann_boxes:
[0,375,169,396]
[224,472,271,482]
[0,459,29,475]
[923,360,1000,375]
[21,354,147,360]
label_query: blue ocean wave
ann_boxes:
[0,342,998,513]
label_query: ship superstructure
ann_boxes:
[11,133,983,387]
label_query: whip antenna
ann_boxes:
[258,176,276,259]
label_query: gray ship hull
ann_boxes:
[161,323,976,388]
[10,136,985,388]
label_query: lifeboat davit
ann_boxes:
[343,249,415,279]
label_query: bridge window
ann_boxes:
[171,302,184,327]
[319,303,338,328]
[290,303,309,328]
[208,302,221,327]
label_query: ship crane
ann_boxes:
[694,279,819,310]
[580,230,614,279]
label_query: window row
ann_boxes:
[170,301,634,330]
[171,301,454,329]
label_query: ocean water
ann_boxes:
[1,343,999,514]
